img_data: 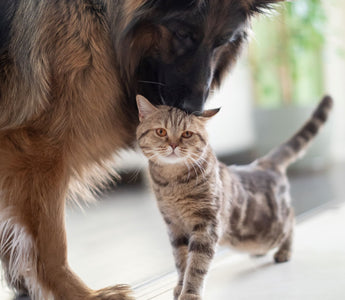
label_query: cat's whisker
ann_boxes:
[183,161,191,181]
[195,161,207,181]
[189,154,208,181]
[193,154,208,166]
[147,152,160,161]
[187,155,208,183]
[186,156,201,184]
[144,149,157,155]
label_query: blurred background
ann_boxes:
[2,1,345,299]
[205,0,345,170]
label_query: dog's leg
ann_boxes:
[0,131,133,300]
[0,209,32,297]
[0,207,48,299]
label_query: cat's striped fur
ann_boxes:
[136,95,333,300]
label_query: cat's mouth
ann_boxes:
[159,152,185,164]
[168,152,178,158]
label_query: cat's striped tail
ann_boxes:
[260,95,333,171]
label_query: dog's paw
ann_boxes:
[274,249,291,263]
[178,293,201,300]
[94,285,134,300]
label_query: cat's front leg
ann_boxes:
[179,222,218,300]
[166,224,189,300]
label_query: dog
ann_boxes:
[0,0,285,299]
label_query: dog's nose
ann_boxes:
[180,88,208,114]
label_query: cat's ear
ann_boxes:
[200,108,221,120]
[136,95,158,122]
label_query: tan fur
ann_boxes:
[0,1,141,299]
[136,96,332,300]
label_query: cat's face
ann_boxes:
[136,95,219,165]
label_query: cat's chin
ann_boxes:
[158,155,186,165]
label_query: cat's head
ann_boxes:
[136,95,219,165]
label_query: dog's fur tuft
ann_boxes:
[0,207,52,300]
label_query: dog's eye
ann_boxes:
[156,128,167,137]
[214,37,230,49]
[214,32,235,49]
[175,29,192,41]
[181,131,193,138]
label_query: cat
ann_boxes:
[136,94,333,300]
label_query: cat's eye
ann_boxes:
[182,131,193,138]
[156,128,167,137]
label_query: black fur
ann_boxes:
[123,0,251,113]
[0,0,19,56]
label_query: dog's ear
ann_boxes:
[246,0,286,14]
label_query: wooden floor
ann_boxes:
[1,165,345,300]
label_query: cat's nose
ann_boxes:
[170,143,178,150]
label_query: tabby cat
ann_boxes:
[136,95,333,300]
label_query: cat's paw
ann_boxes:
[178,293,201,300]
[274,249,291,263]
[94,285,134,300]
[174,284,183,299]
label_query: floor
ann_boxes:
[0,165,344,300]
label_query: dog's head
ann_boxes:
[119,0,285,113]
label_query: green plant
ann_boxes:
[249,0,326,108]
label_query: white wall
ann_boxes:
[324,0,345,162]
[209,0,345,163]
[206,56,255,156]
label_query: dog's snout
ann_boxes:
[181,101,203,114]
[180,91,208,114]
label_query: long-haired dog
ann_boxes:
[0,0,285,299]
